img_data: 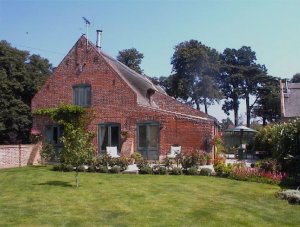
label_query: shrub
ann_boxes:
[200,168,212,176]
[186,167,199,175]
[139,166,153,174]
[77,165,86,172]
[256,158,281,173]
[277,189,300,205]
[53,163,62,171]
[152,165,167,175]
[170,167,183,175]
[162,156,174,169]
[98,165,109,173]
[63,164,74,172]
[137,159,149,169]
[97,154,110,167]
[214,163,232,177]
[110,165,121,174]
[115,157,130,171]
[131,151,142,162]
[88,165,96,172]
[229,165,286,184]
[181,154,199,170]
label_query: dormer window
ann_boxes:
[73,84,91,107]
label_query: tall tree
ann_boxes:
[252,75,281,125]
[237,46,267,127]
[0,40,52,144]
[220,46,267,127]
[219,48,242,126]
[220,117,234,131]
[117,48,144,74]
[291,73,300,83]
[170,40,222,114]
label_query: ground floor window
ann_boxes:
[99,123,120,153]
[45,125,63,147]
[137,121,159,160]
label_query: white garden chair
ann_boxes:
[167,146,181,158]
[106,146,120,158]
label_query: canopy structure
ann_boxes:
[223,126,257,159]
[224,126,257,133]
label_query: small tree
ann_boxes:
[35,104,94,187]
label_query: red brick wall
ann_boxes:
[32,36,215,159]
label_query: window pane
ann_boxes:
[110,126,119,148]
[100,126,108,151]
[53,126,58,144]
[73,85,91,106]
[138,125,147,148]
[149,125,159,148]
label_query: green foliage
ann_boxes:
[136,159,150,169]
[98,165,109,173]
[162,156,174,169]
[35,104,94,187]
[152,165,168,175]
[170,167,183,175]
[213,163,233,177]
[181,154,199,170]
[254,118,300,176]
[170,39,222,113]
[0,40,52,144]
[139,166,153,174]
[116,48,144,74]
[219,46,268,126]
[131,151,142,162]
[110,165,121,174]
[199,168,212,176]
[41,142,55,164]
[291,73,300,83]
[186,167,199,175]
[252,76,281,125]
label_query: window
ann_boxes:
[45,125,63,147]
[99,123,120,153]
[73,84,91,107]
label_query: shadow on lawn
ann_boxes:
[36,181,73,187]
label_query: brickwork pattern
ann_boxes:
[32,36,215,159]
[0,145,35,169]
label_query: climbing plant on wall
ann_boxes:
[35,104,95,187]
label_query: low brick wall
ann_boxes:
[0,144,41,169]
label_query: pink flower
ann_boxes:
[30,128,41,136]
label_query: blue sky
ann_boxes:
[1,0,299,122]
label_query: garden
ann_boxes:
[1,166,300,226]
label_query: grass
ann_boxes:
[0,166,300,226]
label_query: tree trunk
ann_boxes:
[195,101,200,110]
[204,98,208,114]
[262,117,267,126]
[75,169,79,188]
[234,107,238,126]
[246,95,250,127]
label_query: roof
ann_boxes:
[83,35,213,121]
[224,126,257,133]
[282,82,300,118]
[100,51,164,106]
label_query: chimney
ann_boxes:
[96,30,102,50]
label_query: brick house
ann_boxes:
[32,34,218,160]
[280,80,300,121]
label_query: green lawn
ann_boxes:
[0,166,299,226]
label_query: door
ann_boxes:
[137,122,159,160]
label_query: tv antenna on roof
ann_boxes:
[82,17,91,47]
